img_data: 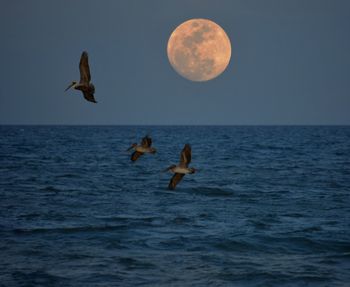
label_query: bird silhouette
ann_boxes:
[65,51,97,103]
[127,135,157,162]
[163,144,196,190]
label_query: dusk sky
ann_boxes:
[1,0,349,125]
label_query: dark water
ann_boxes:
[1,126,350,286]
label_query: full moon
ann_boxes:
[167,18,231,82]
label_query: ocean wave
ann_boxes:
[40,186,62,193]
[170,216,194,226]
[257,235,350,254]
[11,270,68,285]
[214,239,263,252]
[55,173,80,179]
[94,214,161,224]
[118,257,156,270]
[12,224,129,234]
[188,187,234,197]
[2,126,350,286]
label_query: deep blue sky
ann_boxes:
[1,0,349,125]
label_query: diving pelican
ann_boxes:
[164,144,196,190]
[127,135,156,162]
[65,51,97,103]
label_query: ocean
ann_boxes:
[1,126,349,286]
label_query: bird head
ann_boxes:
[126,143,137,151]
[162,164,176,173]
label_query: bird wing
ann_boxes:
[79,51,91,84]
[168,173,185,190]
[179,144,191,167]
[131,151,143,162]
[141,136,152,147]
[83,91,97,103]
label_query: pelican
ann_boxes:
[164,144,196,190]
[127,135,156,162]
[65,51,97,103]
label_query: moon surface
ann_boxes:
[167,18,231,82]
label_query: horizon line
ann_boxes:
[1,124,349,127]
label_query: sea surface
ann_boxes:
[0,126,349,287]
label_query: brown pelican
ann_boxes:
[65,51,97,103]
[164,144,196,190]
[127,135,156,162]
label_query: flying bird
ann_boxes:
[164,144,196,190]
[127,135,157,162]
[65,51,97,103]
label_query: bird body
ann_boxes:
[65,51,97,103]
[135,146,156,154]
[164,144,196,190]
[127,136,156,162]
[75,82,95,93]
[169,166,195,174]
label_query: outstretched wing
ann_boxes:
[168,173,185,190]
[141,136,152,148]
[131,151,143,162]
[79,51,91,84]
[83,91,97,103]
[179,144,191,167]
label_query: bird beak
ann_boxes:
[162,166,172,173]
[65,83,74,91]
[126,144,136,152]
